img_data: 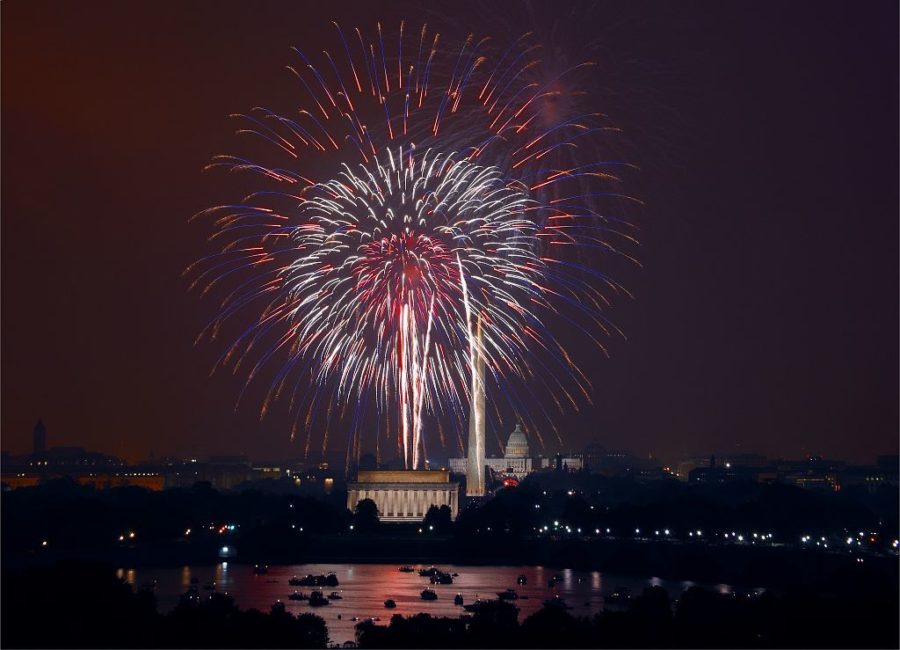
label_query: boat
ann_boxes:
[288,591,308,601]
[289,573,340,587]
[179,586,200,605]
[463,599,495,613]
[384,599,397,609]
[543,595,570,610]
[308,590,330,607]
[328,591,343,600]
[497,589,519,601]
[430,571,453,585]
[418,567,441,577]
[253,564,269,575]
[451,572,459,577]
[398,566,415,573]
[606,587,632,605]
[517,574,527,585]
[454,594,464,606]
[420,588,438,600]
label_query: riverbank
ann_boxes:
[7,534,896,592]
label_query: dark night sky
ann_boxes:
[2,0,897,464]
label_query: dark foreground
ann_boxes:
[2,561,897,648]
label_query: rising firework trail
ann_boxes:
[189,21,638,469]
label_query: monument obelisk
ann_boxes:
[466,316,486,496]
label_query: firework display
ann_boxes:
[190,22,636,469]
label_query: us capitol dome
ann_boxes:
[504,423,530,458]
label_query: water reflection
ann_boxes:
[121,563,731,645]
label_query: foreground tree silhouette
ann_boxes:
[354,498,380,532]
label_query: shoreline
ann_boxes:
[6,535,896,592]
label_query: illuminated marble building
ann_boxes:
[448,423,535,479]
[346,469,459,523]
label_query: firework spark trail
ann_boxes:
[191,22,637,469]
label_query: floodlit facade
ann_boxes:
[449,423,535,479]
[347,469,459,523]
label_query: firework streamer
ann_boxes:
[190,22,637,468]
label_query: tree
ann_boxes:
[423,505,452,533]
[354,498,380,532]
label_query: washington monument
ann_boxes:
[466,316,486,496]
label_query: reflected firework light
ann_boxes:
[189,21,637,469]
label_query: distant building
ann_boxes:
[347,469,459,523]
[32,419,46,456]
[582,443,666,477]
[539,453,583,472]
[448,423,535,479]
[838,461,898,492]
[775,457,843,492]
[676,455,713,481]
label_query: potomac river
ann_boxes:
[119,563,736,645]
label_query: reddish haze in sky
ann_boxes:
[2,1,897,464]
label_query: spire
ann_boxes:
[33,418,47,456]
[466,316,485,497]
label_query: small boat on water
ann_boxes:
[289,591,308,601]
[543,595,570,610]
[606,587,632,604]
[420,588,438,601]
[308,590,330,607]
[328,591,343,600]
[384,599,396,609]
[253,564,269,575]
[497,589,519,601]
[398,566,415,573]
[463,599,495,613]
[180,586,201,605]
[517,574,527,585]
[418,566,441,577]
[430,571,453,585]
[289,573,340,587]
[451,572,459,577]
[454,593,464,606]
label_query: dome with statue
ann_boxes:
[504,424,530,458]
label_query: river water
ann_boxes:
[119,563,733,645]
